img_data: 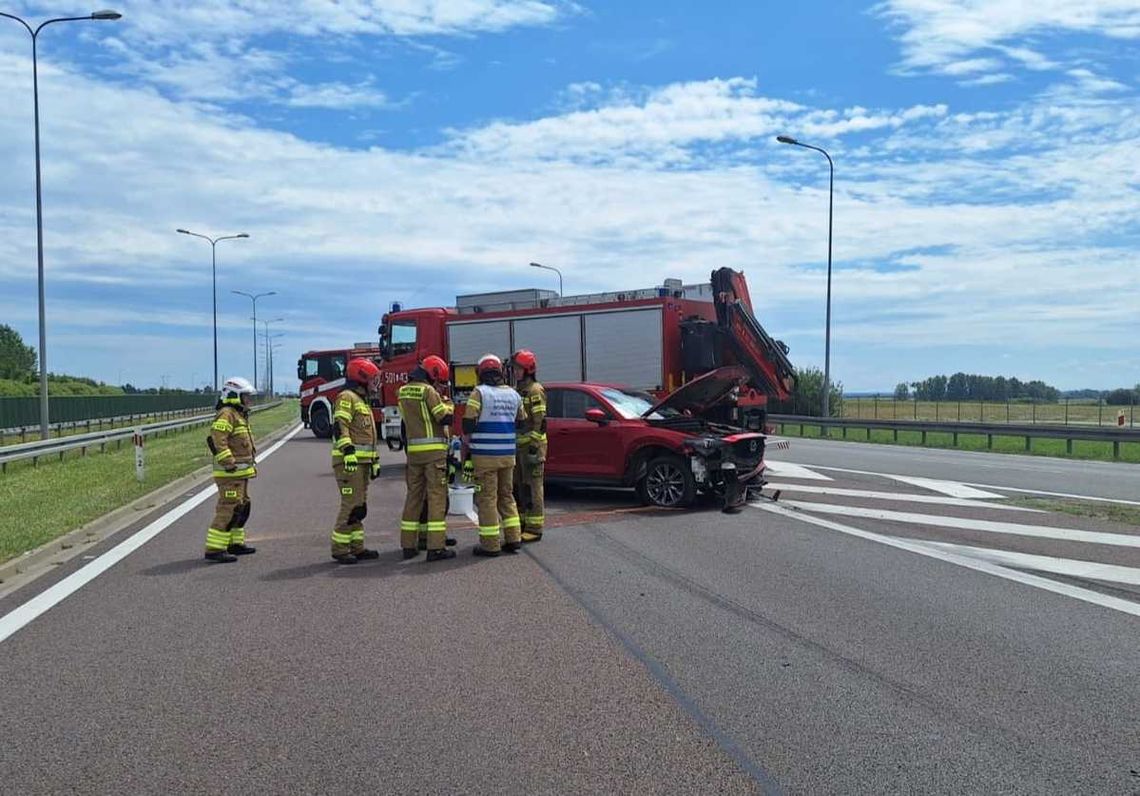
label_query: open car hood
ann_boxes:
[642,366,748,418]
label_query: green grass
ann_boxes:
[1006,497,1140,528]
[776,423,1140,464]
[0,401,299,564]
[843,398,1136,427]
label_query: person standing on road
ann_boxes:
[204,377,259,563]
[512,349,547,544]
[464,354,526,557]
[329,358,382,565]
[397,355,457,562]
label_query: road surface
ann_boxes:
[1,431,1138,794]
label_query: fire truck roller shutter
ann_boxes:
[512,315,583,382]
[584,308,664,392]
[448,321,511,368]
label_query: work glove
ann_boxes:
[370,461,381,480]
[526,445,541,466]
[222,459,237,473]
[462,460,475,483]
[343,451,359,473]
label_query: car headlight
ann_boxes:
[683,437,725,456]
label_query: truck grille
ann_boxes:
[731,437,764,466]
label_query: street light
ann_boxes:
[1,9,123,439]
[777,134,835,418]
[232,290,275,391]
[262,318,284,395]
[268,334,285,397]
[177,229,250,390]
[529,261,563,297]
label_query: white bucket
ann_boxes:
[448,486,475,516]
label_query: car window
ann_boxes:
[599,388,668,420]
[547,388,604,419]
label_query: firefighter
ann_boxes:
[398,355,456,562]
[512,349,547,543]
[464,354,526,557]
[204,377,258,563]
[330,358,382,564]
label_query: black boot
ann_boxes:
[402,548,420,560]
[502,542,521,555]
[473,547,500,558]
[205,550,238,563]
[332,553,359,565]
[426,548,457,562]
[417,537,428,551]
[354,548,380,560]
[445,537,457,546]
[227,544,257,555]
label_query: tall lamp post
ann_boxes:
[268,334,285,397]
[2,9,123,439]
[232,290,275,391]
[777,135,834,418]
[262,318,284,395]
[528,261,563,297]
[176,229,249,390]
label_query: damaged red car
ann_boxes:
[544,366,767,511]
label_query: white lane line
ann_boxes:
[779,501,1140,548]
[906,541,1140,587]
[0,424,304,645]
[881,475,1005,500]
[763,461,832,481]
[751,502,1140,618]
[762,483,1041,512]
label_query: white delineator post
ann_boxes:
[133,428,145,483]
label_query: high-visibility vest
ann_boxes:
[469,384,521,457]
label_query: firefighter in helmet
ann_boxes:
[463,354,526,556]
[204,376,258,563]
[398,355,456,561]
[512,349,547,543]
[330,358,382,564]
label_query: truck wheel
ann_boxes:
[637,455,696,508]
[310,405,332,439]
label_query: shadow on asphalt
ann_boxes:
[138,558,212,577]
[259,546,503,581]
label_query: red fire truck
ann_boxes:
[298,268,795,443]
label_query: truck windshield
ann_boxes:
[383,320,417,358]
[600,388,671,420]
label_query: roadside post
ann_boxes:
[133,428,145,483]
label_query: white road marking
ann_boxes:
[779,501,1140,548]
[880,475,1005,500]
[0,424,304,645]
[907,541,1140,587]
[751,502,1140,618]
[761,483,1042,512]
[762,461,832,481]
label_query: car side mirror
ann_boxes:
[585,408,609,425]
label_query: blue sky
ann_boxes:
[0,0,1137,392]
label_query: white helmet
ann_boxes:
[221,376,256,402]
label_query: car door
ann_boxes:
[546,387,626,480]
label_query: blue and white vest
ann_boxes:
[470,384,521,457]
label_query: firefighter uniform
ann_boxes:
[468,383,525,553]
[330,387,379,558]
[515,377,547,542]
[205,400,257,555]
[398,380,453,553]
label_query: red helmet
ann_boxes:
[346,358,380,384]
[477,353,503,375]
[512,349,537,375]
[422,355,449,383]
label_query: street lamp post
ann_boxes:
[176,229,249,391]
[232,290,275,391]
[777,135,834,418]
[2,9,123,439]
[528,261,563,297]
[262,318,284,396]
[268,334,285,397]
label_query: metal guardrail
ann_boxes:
[0,401,283,472]
[770,414,1140,460]
[1,406,211,445]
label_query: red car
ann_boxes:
[544,366,768,511]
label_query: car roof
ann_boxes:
[544,382,635,391]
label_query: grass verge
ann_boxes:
[0,400,299,564]
[1007,497,1140,528]
[776,424,1140,464]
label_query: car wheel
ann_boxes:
[310,405,332,439]
[637,455,696,508]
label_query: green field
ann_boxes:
[843,398,1136,427]
[0,401,299,565]
[775,423,1140,464]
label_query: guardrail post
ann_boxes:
[1025,436,1031,452]
[952,431,958,446]
[893,429,898,443]
[842,426,847,439]
[1066,439,1073,455]
[866,427,871,441]
[1113,440,1120,460]
[921,430,927,445]
[987,433,993,450]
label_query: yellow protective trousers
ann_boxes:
[473,455,520,552]
[331,461,370,556]
[205,477,251,551]
[400,455,448,551]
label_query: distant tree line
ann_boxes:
[893,374,1139,405]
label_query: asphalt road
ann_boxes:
[2,431,1138,794]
